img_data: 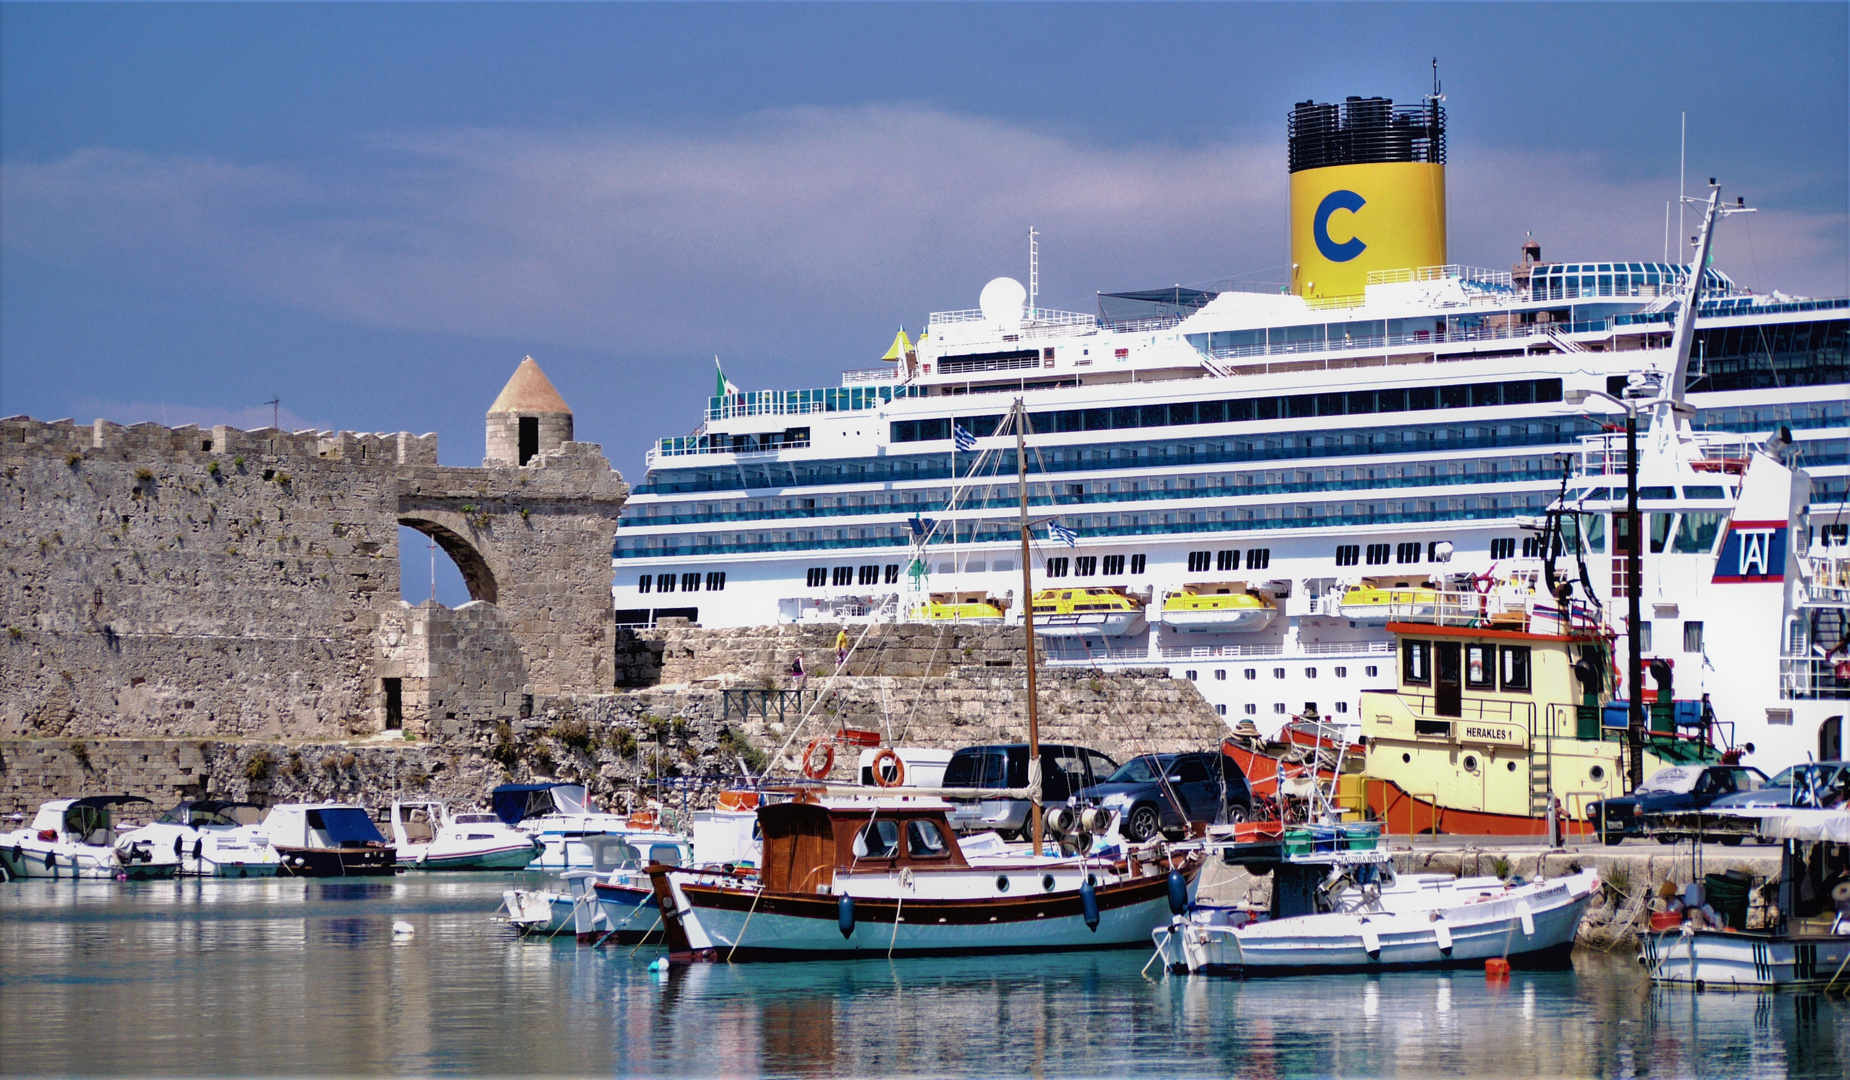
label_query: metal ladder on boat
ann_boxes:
[1527,717,1554,816]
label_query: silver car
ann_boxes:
[941,743,1118,839]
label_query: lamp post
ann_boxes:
[1567,387,1646,790]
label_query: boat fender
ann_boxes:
[173,836,184,858]
[1360,921,1381,959]
[838,894,855,938]
[1517,900,1535,938]
[1432,914,1453,956]
[1167,870,1188,916]
[1080,878,1100,931]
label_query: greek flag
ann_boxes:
[953,422,976,452]
[1048,520,1078,547]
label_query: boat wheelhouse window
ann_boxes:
[1648,514,1673,554]
[853,819,901,859]
[648,843,683,868]
[1683,621,1705,653]
[1465,645,1494,689]
[1672,512,1726,554]
[1402,640,1431,685]
[1685,485,1726,500]
[906,819,949,859]
[1499,646,1532,692]
[1638,486,1675,501]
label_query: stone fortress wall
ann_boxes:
[0,358,1226,820]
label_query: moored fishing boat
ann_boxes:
[389,801,542,871]
[648,795,1200,962]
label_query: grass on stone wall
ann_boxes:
[244,749,275,782]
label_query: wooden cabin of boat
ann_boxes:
[757,801,970,894]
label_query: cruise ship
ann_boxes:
[611,93,1848,768]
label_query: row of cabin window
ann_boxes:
[1182,548,1272,573]
[1402,640,1533,692]
[889,377,1566,443]
[637,572,727,594]
[1044,553,1152,578]
[806,564,903,588]
[1194,665,1379,681]
[1229,702,1348,716]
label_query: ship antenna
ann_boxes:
[1028,226,1039,319]
[1659,180,1754,430]
[1429,57,1442,101]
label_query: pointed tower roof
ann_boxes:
[488,356,572,415]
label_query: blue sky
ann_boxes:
[3,3,1846,600]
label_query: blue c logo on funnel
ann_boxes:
[1313,189,1367,263]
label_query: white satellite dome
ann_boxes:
[978,277,1027,327]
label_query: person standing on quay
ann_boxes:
[835,628,850,668]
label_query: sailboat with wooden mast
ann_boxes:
[645,401,1204,962]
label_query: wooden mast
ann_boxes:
[1014,399,1043,854]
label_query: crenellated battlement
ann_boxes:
[0,415,438,466]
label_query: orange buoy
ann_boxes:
[871,747,905,788]
[801,738,836,780]
[1485,958,1511,977]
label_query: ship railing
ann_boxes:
[927,307,1097,330]
[1199,318,1610,366]
[1367,264,1516,290]
[1801,553,1850,604]
[1778,655,1850,701]
[1572,431,1753,478]
[1395,694,1538,736]
[840,367,902,385]
[1042,644,1153,666]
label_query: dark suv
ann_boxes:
[941,743,1119,838]
[1586,763,1768,844]
[1075,751,1254,842]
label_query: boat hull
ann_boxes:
[0,840,178,880]
[191,856,281,878]
[274,845,396,877]
[654,867,1189,963]
[1642,928,1850,989]
[1165,871,1598,976]
[408,841,540,872]
[1032,613,1145,638]
[1366,778,1593,837]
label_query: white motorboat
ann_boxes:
[259,803,396,877]
[115,800,281,877]
[490,782,682,871]
[0,796,180,880]
[503,835,697,943]
[388,801,541,871]
[1154,838,1600,975]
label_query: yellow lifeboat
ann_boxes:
[909,591,1009,624]
[1029,587,1145,638]
[1337,576,1441,623]
[1156,583,1277,633]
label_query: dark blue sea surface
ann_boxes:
[0,874,1844,1077]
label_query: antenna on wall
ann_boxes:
[263,397,281,430]
[1028,226,1039,318]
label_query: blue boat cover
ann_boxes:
[491,784,559,826]
[307,807,386,845]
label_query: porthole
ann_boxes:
[996,875,1010,893]
[1402,753,1412,764]
[1463,755,1479,772]
[1042,874,1056,892]
[1507,761,1517,772]
[1589,765,1606,782]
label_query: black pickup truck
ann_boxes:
[1584,763,1768,845]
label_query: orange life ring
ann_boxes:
[716,790,761,812]
[801,738,836,780]
[871,747,905,788]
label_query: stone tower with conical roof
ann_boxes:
[485,356,574,466]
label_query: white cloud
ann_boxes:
[5,106,1844,370]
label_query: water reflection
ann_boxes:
[1,876,1844,1077]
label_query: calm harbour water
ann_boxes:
[1,874,1844,1078]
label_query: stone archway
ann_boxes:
[398,517,499,604]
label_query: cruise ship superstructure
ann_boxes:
[612,94,1849,771]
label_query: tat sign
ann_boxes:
[1711,520,1788,584]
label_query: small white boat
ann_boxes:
[259,803,395,877]
[115,800,282,877]
[388,801,541,871]
[1155,853,1601,975]
[1642,807,1850,989]
[503,835,697,943]
[0,796,181,880]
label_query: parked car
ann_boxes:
[1702,761,1849,843]
[1075,751,1254,843]
[941,743,1119,838]
[1585,763,1768,845]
